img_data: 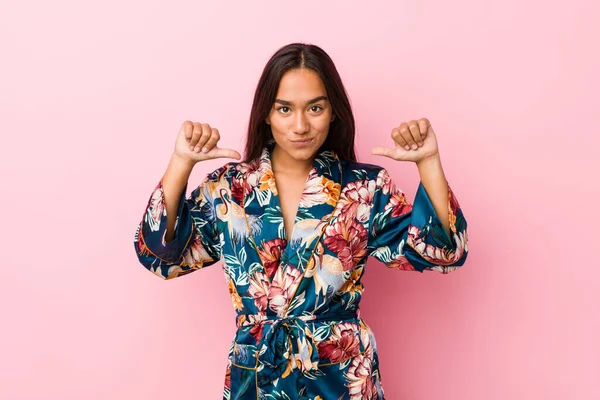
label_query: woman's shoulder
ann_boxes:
[340,158,386,181]
[204,160,243,183]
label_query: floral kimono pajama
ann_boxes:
[134,144,468,400]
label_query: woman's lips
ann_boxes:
[291,138,313,147]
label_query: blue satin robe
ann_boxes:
[134,144,469,399]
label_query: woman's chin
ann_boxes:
[290,147,319,161]
[273,138,325,162]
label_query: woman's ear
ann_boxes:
[330,114,336,122]
[265,115,271,125]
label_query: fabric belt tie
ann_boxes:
[237,311,359,387]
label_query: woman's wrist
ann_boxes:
[171,153,197,171]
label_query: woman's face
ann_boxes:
[265,68,335,162]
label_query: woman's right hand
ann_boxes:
[173,120,242,165]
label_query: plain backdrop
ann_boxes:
[1,0,599,399]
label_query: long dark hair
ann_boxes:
[243,43,357,163]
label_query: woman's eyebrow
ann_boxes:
[274,96,328,106]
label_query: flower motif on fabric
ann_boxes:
[300,168,341,208]
[226,275,243,311]
[407,224,468,266]
[385,253,416,271]
[258,238,287,280]
[376,169,394,195]
[316,322,361,363]
[336,180,375,223]
[347,353,376,400]
[255,151,278,195]
[248,272,270,312]
[181,235,213,267]
[323,216,368,271]
[146,182,166,232]
[448,184,461,234]
[231,173,255,205]
[385,190,412,218]
[268,266,302,316]
[338,266,365,297]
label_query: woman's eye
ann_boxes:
[277,105,323,114]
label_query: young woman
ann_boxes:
[134,43,468,400]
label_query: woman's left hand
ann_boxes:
[372,117,439,163]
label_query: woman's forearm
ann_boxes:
[161,154,196,242]
[416,154,451,238]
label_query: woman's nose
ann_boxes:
[292,112,310,134]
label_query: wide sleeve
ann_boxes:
[133,172,223,280]
[367,168,468,273]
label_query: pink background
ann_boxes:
[2,1,599,399]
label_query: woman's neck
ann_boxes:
[271,145,314,177]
